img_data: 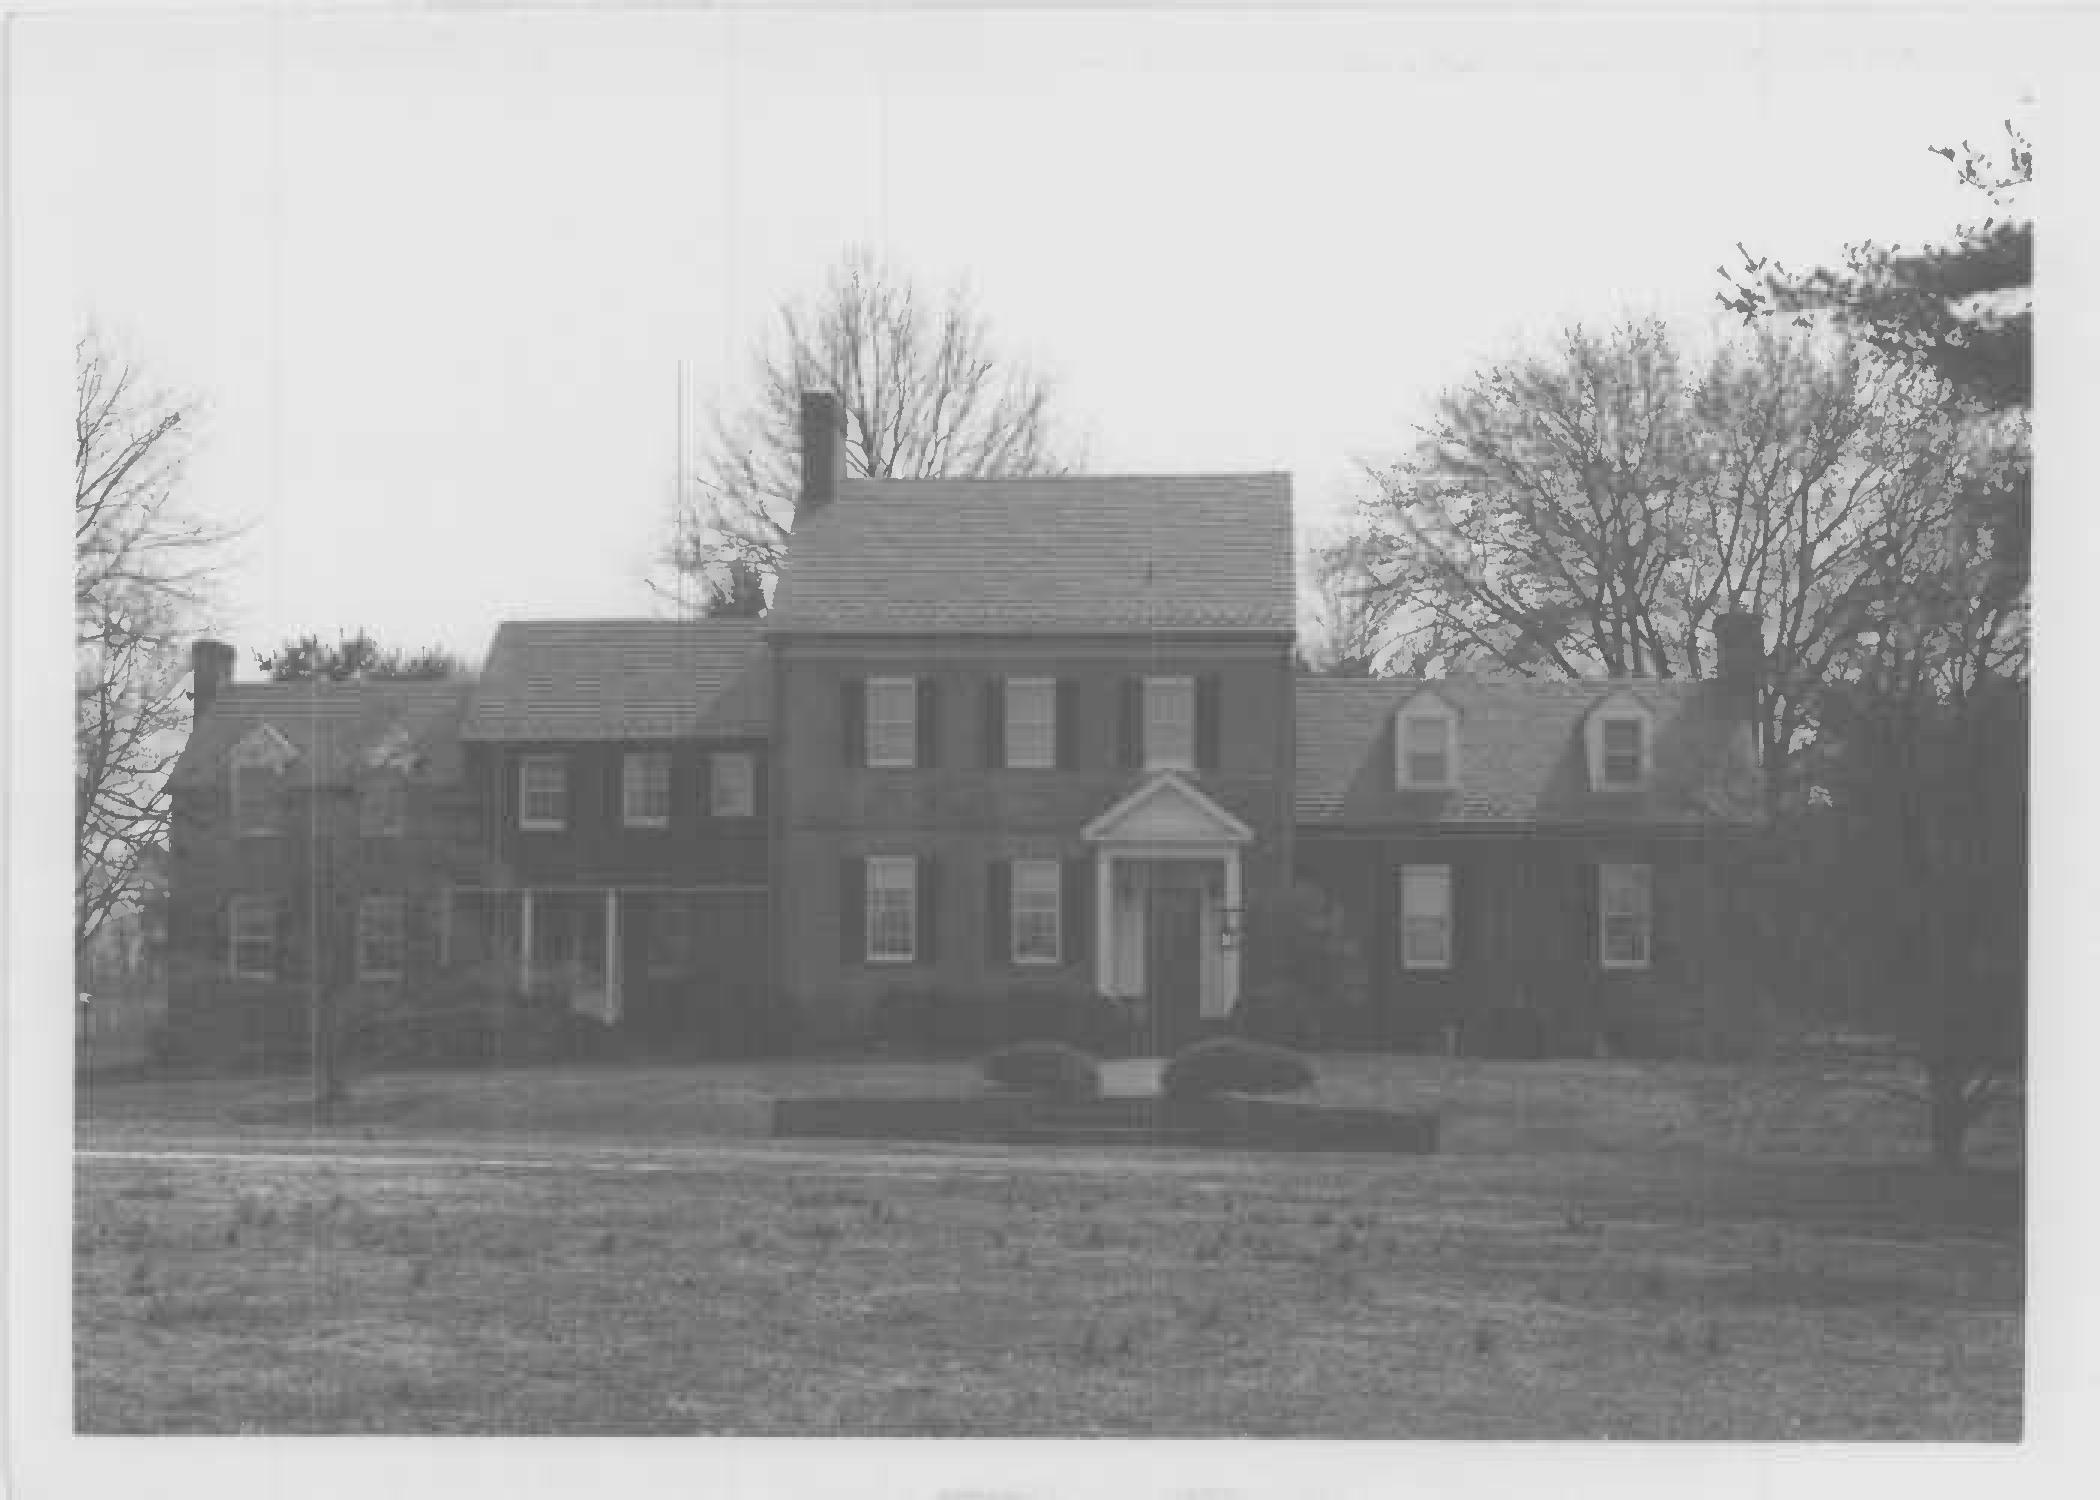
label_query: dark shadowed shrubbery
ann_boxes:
[1004,978,1138,1056]
[1161,1036,1316,1099]
[981,1040,1102,1103]
[871,985,1001,1055]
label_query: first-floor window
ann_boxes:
[1599,863,1653,968]
[866,856,917,963]
[623,751,671,828]
[230,897,277,980]
[1011,858,1062,964]
[357,895,407,981]
[1399,864,1452,970]
[520,755,567,830]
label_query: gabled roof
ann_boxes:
[461,619,769,741]
[1294,675,1761,827]
[171,678,471,789]
[1083,772,1255,845]
[767,474,1295,635]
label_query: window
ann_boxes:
[231,764,280,837]
[1143,676,1196,770]
[1399,865,1452,970]
[1011,859,1062,964]
[709,752,756,817]
[865,856,917,963]
[360,777,406,837]
[1599,863,1653,968]
[1602,718,1645,786]
[623,752,671,828]
[866,678,917,768]
[520,755,567,830]
[356,895,406,981]
[229,897,276,980]
[1402,714,1453,786]
[1005,679,1056,769]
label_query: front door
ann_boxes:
[1145,885,1205,1053]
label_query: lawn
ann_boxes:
[73,1053,2023,1437]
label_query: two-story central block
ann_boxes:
[766,394,1296,1047]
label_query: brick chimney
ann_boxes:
[798,390,848,520]
[191,638,236,722]
[1712,612,1762,720]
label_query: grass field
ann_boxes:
[73,1054,2022,1437]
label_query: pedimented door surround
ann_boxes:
[1081,773,1252,1025]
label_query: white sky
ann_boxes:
[17,8,2039,667]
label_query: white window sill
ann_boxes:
[865,954,917,965]
[708,809,757,820]
[623,818,671,831]
[865,760,916,770]
[519,820,567,833]
[1013,954,1062,967]
[1600,958,1652,972]
[1401,960,1453,972]
[1003,760,1057,771]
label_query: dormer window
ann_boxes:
[229,724,297,838]
[1584,692,1654,791]
[1394,691,1459,789]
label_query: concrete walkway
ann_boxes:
[1099,1057,1165,1098]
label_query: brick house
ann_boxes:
[162,392,1767,1062]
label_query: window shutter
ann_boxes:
[839,857,866,963]
[840,680,865,768]
[1118,677,1143,768]
[916,677,938,770]
[916,853,939,962]
[1195,674,1222,770]
[985,859,1012,964]
[1062,857,1091,967]
[1056,679,1080,770]
[983,678,1005,769]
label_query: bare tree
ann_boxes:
[75,331,238,966]
[659,248,1073,599]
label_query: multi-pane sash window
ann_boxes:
[865,856,917,963]
[1011,859,1062,964]
[229,897,277,980]
[1599,863,1653,968]
[1403,715,1452,786]
[866,678,917,768]
[623,752,671,828]
[357,895,407,981]
[710,752,756,817]
[1005,679,1056,769]
[1602,719,1645,786]
[519,755,567,830]
[1399,865,1453,970]
[1143,676,1196,770]
[359,777,406,837]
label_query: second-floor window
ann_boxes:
[1005,679,1056,769]
[520,755,567,831]
[709,752,756,817]
[623,752,671,828]
[866,678,917,768]
[360,777,406,837]
[356,895,406,981]
[1143,676,1196,771]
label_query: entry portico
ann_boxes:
[1082,773,1254,1040]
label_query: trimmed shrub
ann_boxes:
[982,1040,1102,1103]
[1238,880,1374,1050]
[871,985,997,1055]
[1161,1036,1316,1099]
[1231,980,1322,1051]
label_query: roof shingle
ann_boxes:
[461,620,769,741]
[767,475,1294,634]
[171,678,470,788]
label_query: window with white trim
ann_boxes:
[519,755,567,830]
[1011,859,1062,964]
[1005,678,1056,769]
[1400,713,1454,787]
[1143,676,1196,771]
[359,777,406,838]
[1599,863,1653,968]
[356,895,407,981]
[1602,718,1646,787]
[865,856,917,963]
[866,678,917,768]
[709,752,755,817]
[1399,865,1453,970]
[229,897,276,980]
[623,751,671,828]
